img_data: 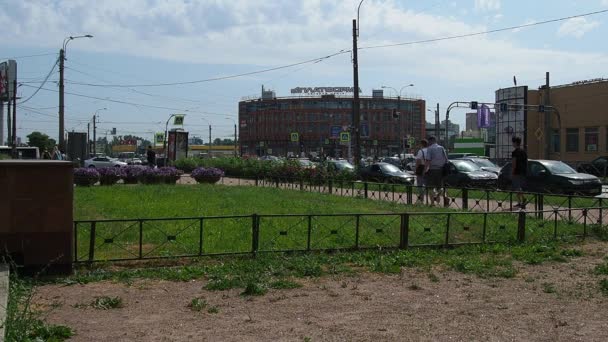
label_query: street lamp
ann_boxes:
[59,34,93,151]
[352,0,365,170]
[224,117,238,157]
[200,117,212,156]
[382,84,415,152]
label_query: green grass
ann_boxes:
[73,184,588,262]
[187,297,207,312]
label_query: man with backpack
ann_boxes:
[424,136,449,207]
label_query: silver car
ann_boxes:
[84,156,127,168]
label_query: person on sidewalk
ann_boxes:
[414,139,428,203]
[511,136,528,209]
[146,146,156,168]
[424,136,448,207]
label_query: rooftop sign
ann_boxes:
[290,87,362,95]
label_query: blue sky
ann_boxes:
[2,0,608,143]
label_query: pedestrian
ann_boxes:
[424,136,448,207]
[511,136,528,209]
[146,145,156,168]
[51,146,63,160]
[415,139,428,202]
[42,148,52,160]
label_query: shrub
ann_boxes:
[173,157,200,173]
[191,167,225,184]
[73,168,99,186]
[122,165,145,184]
[139,167,183,185]
[97,167,124,186]
[139,168,163,185]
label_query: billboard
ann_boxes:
[168,131,188,161]
[0,60,17,101]
[495,86,528,159]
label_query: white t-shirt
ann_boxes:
[415,148,427,161]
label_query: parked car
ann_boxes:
[577,156,608,178]
[380,157,402,169]
[326,159,355,173]
[448,153,478,159]
[117,152,142,165]
[84,156,127,168]
[360,162,415,184]
[498,160,602,196]
[296,158,315,169]
[444,160,498,188]
[458,157,501,175]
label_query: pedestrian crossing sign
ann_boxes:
[290,132,299,142]
[340,132,350,143]
[173,115,185,125]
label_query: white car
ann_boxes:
[85,156,127,168]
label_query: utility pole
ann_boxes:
[6,98,11,146]
[87,122,90,157]
[58,48,65,152]
[234,123,238,157]
[11,79,16,157]
[435,103,439,141]
[0,100,4,145]
[352,18,361,169]
[93,114,97,157]
[544,71,551,159]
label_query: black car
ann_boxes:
[444,160,498,188]
[448,153,478,159]
[458,157,501,175]
[498,160,602,196]
[360,162,415,184]
[577,156,608,178]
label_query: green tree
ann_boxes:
[26,131,56,152]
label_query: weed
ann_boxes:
[408,284,422,291]
[304,337,312,342]
[593,262,608,275]
[428,273,440,283]
[560,249,583,257]
[599,279,608,296]
[188,297,208,312]
[207,306,220,314]
[91,296,124,310]
[270,279,302,289]
[241,282,267,296]
[542,282,557,294]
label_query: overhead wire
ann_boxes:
[17,57,59,104]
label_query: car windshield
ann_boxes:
[543,161,576,174]
[334,161,354,170]
[298,159,312,166]
[380,164,401,173]
[471,159,496,168]
[453,160,481,172]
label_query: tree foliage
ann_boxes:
[26,131,56,152]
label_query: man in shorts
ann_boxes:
[424,136,448,206]
[511,136,528,209]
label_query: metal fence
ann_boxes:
[74,207,607,263]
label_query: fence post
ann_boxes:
[599,198,603,227]
[444,214,451,247]
[462,188,469,210]
[517,210,526,243]
[355,214,360,249]
[406,185,412,205]
[486,190,490,212]
[199,218,204,256]
[88,221,96,263]
[299,179,304,191]
[307,215,312,251]
[554,210,558,240]
[399,214,409,249]
[568,195,573,222]
[482,213,487,243]
[583,209,588,239]
[364,182,368,199]
[255,177,259,187]
[537,194,544,219]
[328,179,333,194]
[74,222,78,263]
[251,214,259,257]
[139,220,143,259]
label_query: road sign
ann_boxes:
[324,138,330,145]
[154,132,165,146]
[408,137,415,146]
[173,115,185,125]
[340,132,350,143]
[290,132,299,142]
[535,128,543,141]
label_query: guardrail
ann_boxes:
[74,207,607,263]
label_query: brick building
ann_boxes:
[238,89,426,157]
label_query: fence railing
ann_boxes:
[74,207,607,263]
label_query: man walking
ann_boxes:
[146,145,156,168]
[414,139,428,203]
[424,136,448,206]
[511,136,528,209]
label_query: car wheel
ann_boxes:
[88,165,95,168]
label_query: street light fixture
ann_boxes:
[382,84,416,151]
[59,34,93,151]
[224,117,238,157]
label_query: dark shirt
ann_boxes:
[147,150,156,164]
[512,147,528,175]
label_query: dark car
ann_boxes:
[327,159,355,173]
[498,160,602,196]
[577,156,608,178]
[380,157,403,169]
[448,153,478,159]
[458,157,501,175]
[360,162,415,184]
[444,160,498,188]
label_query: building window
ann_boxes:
[585,127,599,152]
[566,128,579,152]
[551,129,560,153]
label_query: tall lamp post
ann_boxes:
[59,34,93,152]
[351,0,365,170]
[224,117,238,157]
[200,117,212,157]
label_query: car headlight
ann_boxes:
[569,180,584,186]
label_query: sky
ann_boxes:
[2,0,608,144]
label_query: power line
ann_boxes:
[17,57,59,104]
[0,52,57,60]
[63,50,351,88]
[359,9,608,50]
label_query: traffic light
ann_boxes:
[538,105,546,112]
[111,127,117,135]
[470,101,478,110]
[392,109,400,119]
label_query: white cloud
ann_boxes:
[602,0,608,7]
[557,17,600,38]
[474,0,501,12]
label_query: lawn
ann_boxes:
[73,184,590,262]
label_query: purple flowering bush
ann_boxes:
[139,167,183,184]
[191,167,224,184]
[74,168,100,186]
[97,167,124,186]
[122,165,145,184]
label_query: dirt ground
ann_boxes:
[34,243,608,342]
